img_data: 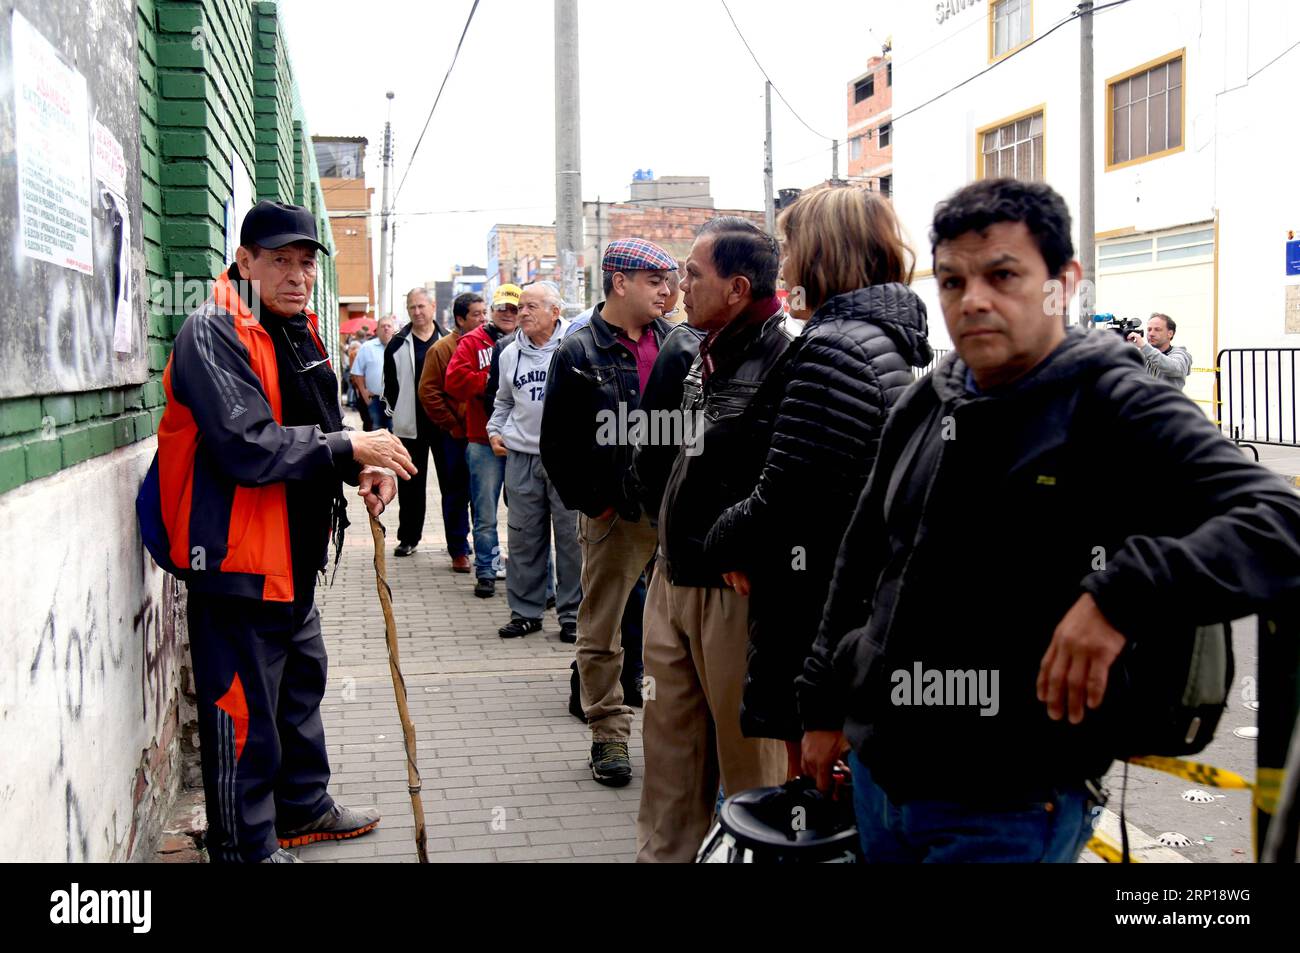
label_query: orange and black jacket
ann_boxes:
[137,269,355,603]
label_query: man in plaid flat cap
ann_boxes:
[541,238,677,786]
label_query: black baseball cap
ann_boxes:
[240,200,330,254]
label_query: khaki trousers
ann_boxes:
[576,513,658,742]
[635,564,786,862]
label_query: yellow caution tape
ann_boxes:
[1086,831,1136,863]
[1108,758,1286,863]
[1253,767,1283,816]
[1126,755,1253,790]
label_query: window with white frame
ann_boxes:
[1097,224,1213,272]
[849,136,862,161]
[980,111,1043,181]
[992,0,1032,59]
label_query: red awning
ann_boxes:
[339,315,377,335]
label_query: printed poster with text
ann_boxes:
[12,10,93,275]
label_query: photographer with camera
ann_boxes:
[1127,312,1191,391]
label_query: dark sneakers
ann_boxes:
[394,542,417,557]
[499,617,542,639]
[590,741,632,786]
[277,804,380,848]
[474,577,496,598]
[560,621,577,643]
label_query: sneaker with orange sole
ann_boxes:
[278,804,380,848]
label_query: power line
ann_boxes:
[1248,38,1299,80]
[328,192,727,221]
[719,0,835,141]
[393,0,480,205]
[891,0,1134,129]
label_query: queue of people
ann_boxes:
[139,179,1300,864]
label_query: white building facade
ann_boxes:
[892,0,1300,416]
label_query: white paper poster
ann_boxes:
[93,120,128,198]
[102,188,133,354]
[11,10,93,275]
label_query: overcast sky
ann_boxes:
[279,0,888,303]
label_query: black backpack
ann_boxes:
[1071,368,1234,758]
[1100,621,1233,758]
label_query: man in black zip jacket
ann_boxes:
[798,178,1300,863]
[541,238,678,787]
[634,218,798,862]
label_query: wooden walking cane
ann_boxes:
[369,514,429,863]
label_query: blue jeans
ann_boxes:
[431,432,471,559]
[465,441,506,580]
[367,397,390,432]
[847,750,1099,863]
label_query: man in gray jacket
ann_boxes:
[1128,312,1192,390]
[488,283,582,641]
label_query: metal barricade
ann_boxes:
[1215,349,1300,456]
[913,348,951,379]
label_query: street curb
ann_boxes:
[1092,808,1190,863]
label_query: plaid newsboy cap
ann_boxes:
[601,238,678,273]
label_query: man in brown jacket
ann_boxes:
[418,292,486,573]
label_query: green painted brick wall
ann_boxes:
[0,446,25,494]
[0,0,335,495]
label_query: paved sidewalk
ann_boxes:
[299,429,642,863]
[1249,442,1300,487]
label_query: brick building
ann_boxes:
[487,223,557,299]
[315,136,375,328]
[846,53,893,196]
[581,174,762,306]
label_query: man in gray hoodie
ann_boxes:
[488,283,582,640]
[1127,312,1192,390]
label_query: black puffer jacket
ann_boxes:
[797,328,1300,803]
[703,284,931,741]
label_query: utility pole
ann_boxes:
[1078,1,1095,328]
[594,196,603,304]
[832,138,839,183]
[555,0,583,315]
[377,91,395,318]
[764,81,775,236]
[390,218,398,321]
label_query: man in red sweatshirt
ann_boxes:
[445,284,521,597]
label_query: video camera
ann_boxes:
[1091,313,1144,339]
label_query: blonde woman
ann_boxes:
[703,184,932,777]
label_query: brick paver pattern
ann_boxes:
[298,423,641,863]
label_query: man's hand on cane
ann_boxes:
[358,466,399,518]
[347,429,418,477]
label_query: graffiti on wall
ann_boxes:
[9,520,181,862]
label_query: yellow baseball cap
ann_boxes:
[493,284,522,308]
